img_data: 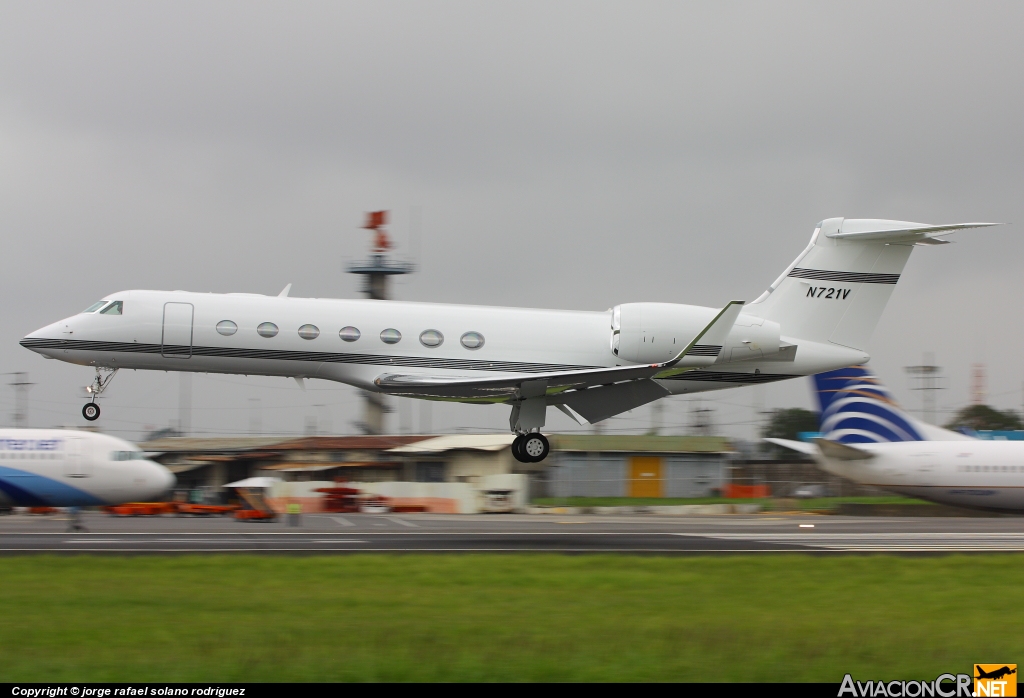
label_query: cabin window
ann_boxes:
[100,300,123,315]
[460,331,485,350]
[298,324,320,340]
[82,301,107,313]
[419,329,444,348]
[216,320,238,336]
[257,322,279,338]
[339,326,361,342]
[380,328,402,344]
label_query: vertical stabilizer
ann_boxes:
[813,365,971,442]
[746,218,994,351]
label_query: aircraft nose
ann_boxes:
[149,462,176,497]
[21,320,68,351]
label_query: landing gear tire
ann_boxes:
[82,403,100,421]
[521,433,550,463]
[511,434,527,463]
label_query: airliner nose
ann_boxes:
[149,462,176,497]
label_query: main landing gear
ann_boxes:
[511,432,550,463]
[509,393,550,463]
[82,367,118,422]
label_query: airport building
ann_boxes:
[142,433,734,504]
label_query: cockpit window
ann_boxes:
[100,301,123,315]
[82,301,107,313]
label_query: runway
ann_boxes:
[2,511,1023,552]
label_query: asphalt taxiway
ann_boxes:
[1,511,1023,553]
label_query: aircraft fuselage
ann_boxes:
[22,290,865,397]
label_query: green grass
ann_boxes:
[532,495,932,509]
[1,554,1020,681]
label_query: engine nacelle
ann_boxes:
[611,303,782,364]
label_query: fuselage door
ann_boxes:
[63,436,91,478]
[162,302,194,358]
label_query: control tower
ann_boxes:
[347,211,415,301]
[347,211,415,433]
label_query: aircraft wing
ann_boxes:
[374,301,745,409]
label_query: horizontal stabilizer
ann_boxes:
[826,221,1001,243]
[813,438,874,461]
[763,438,817,456]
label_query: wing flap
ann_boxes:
[558,379,670,424]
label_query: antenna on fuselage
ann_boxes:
[346,211,416,434]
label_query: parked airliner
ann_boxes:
[0,429,175,508]
[768,366,1024,512]
[21,217,995,463]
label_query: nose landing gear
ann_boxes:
[82,367,118,422]
[512,432,550,463]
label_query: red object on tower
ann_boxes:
[362,210,391,252]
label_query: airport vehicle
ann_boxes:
[768,366,1024,512]
[0,429,175,507]
[22,218,994,463]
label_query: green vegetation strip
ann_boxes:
[2,554,1018,682]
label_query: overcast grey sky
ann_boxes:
[2,1,1022,440]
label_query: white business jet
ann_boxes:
[0,429,175,508]
[22,218,995,463]
[768,366,1024,512]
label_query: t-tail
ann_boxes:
[814,365,971,443]
[746,218,998,351]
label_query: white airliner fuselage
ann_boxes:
[816,440,1024,511]
[0,429,175,507]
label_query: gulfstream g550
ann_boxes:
[21,218,995,462]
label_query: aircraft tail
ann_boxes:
[813,365,971,443]
[746,218,997,351]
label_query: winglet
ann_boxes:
[668,300,745,364]
[278,283,292,298]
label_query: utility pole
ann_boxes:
[7,372,34,429]
[904,352,946,424]
[752,383,767,440]
[971,363,987,405]
[688,398,714,436]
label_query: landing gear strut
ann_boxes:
[82,367,117,422]
[509,393,550,463]
[512,432,550,463]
